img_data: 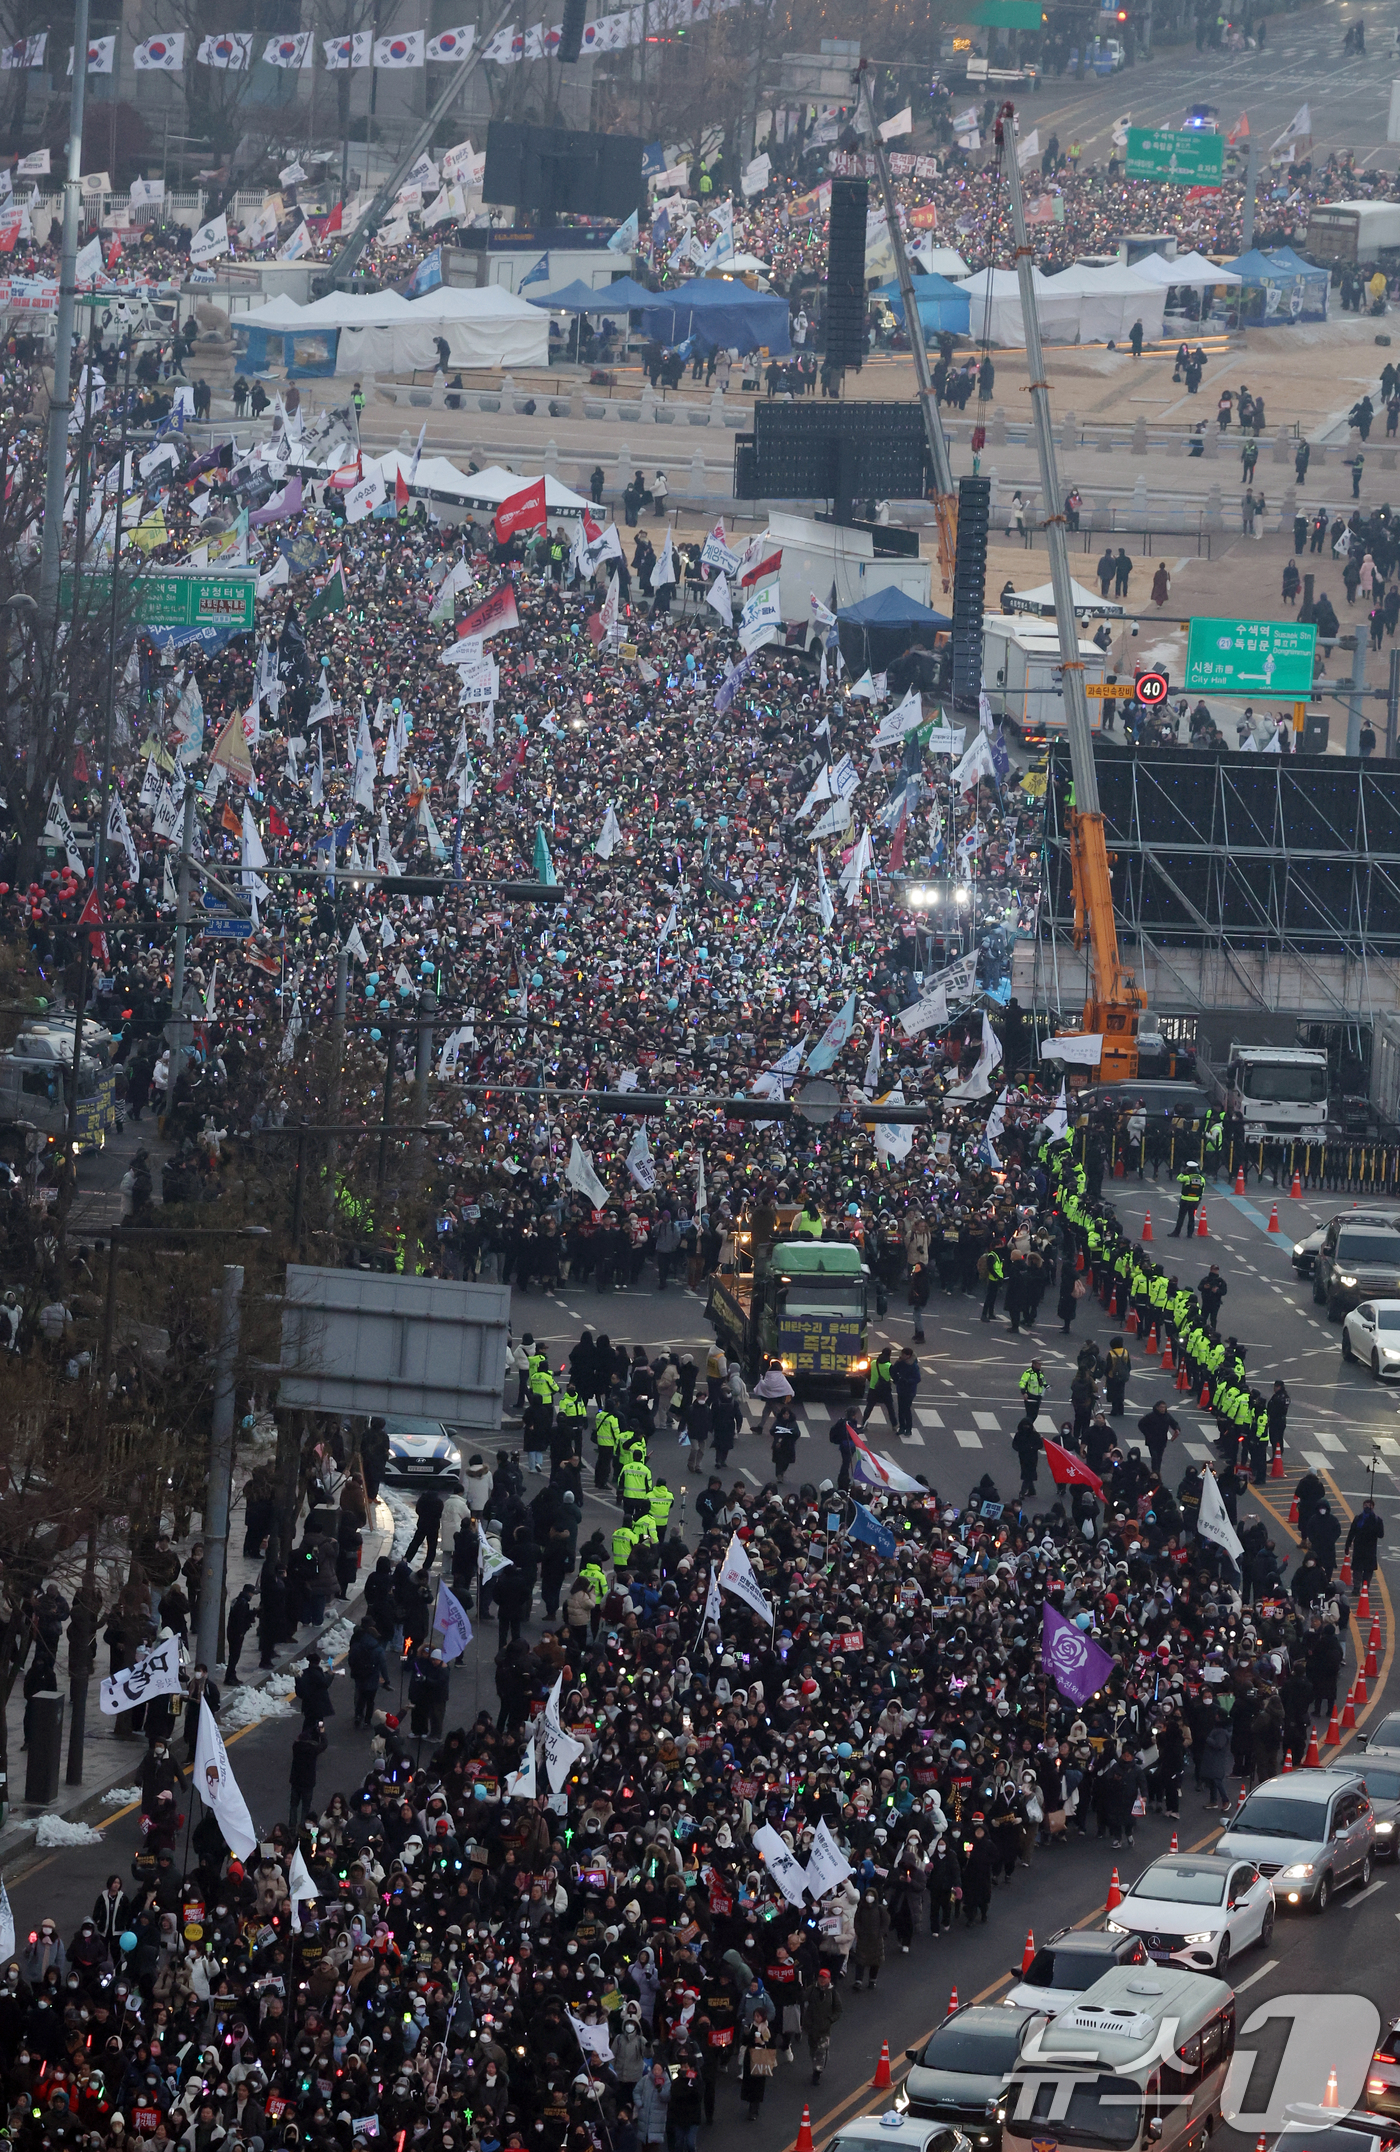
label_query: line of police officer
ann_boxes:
[521,1342,679,1586]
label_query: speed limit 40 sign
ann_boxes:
[1134,670,1170,704]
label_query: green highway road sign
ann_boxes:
[1124,127,1225,183]
[59,567,256,632]
[1184,616,1318,697]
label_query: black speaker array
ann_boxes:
[482,121,643,219]
[825,176,869,372]
[740,401,925,502]
[951,474,990,711]
[558,0,587,59]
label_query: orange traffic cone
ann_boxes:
[872,2043,892,2092]
[1177,1363,1191,1390]
[795,2107,815,2152]
[1332,1694,1349,1738]
[1143,1212,1154,1242]
[1289,1492,1300,1524]
[1107,1867,1123,1912]
[1147,1323,1159,1354]
[1342,1551,1354,1589]
[1304,1728,1321,1766]
[1283,1750,1294,1772]
[1162,1339,1175,1368]
[1234,1164,1246,1195]
[1291,1169,1303,1198]
[1355,1671,1368,1706]
[1196,1204,1208,1237]
[1170,1831,1179,1851]
[1368,1620,1381,1674]
[1271,1447,1285,1478]
[1199,1383,1212,1408]
[1021,1930,1036,1973]
[1257,2136,1269,2152]
[1076,1247,1085,1272]
[1324,2071,1340,2111]
[948,1987,959,2014]
[1268,1202,1280,1233]
[1115,1154,1126,1178]
[1126,1307,1139,1334]
[1359,1578,1372,1621]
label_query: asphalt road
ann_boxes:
[13,1168,1400,2152]
[1012,0,1394,165]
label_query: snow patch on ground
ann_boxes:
[37,1816,104,1846]
[221,1675,298,1731]
[383,1491,417,1558]
[102,1786,140,1804]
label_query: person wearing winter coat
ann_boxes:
[961,1821,996,1924]
[817,1877,858,1976]
[889,1844,930,1949]
[612,2003,649,2087]
[20,1921,66,1984]
[928,1832,962,1930]
[1199,1715,1234,1808]
[462,1454,493,1513]
[632,2061,670,2146]
[801,1968,843,2086]
[740,2011,777,2119]
[851,1886,891,1989]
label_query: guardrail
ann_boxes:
[1092,1127,1400,1193]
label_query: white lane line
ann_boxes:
[1231,1958,1279,1994]
[1347,1879,1388,1908]
[740,1468,760,1485]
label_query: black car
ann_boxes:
[899,2006,1048,2152]
[1313,1210,1400,1319]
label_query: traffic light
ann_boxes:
[558,0,586,60]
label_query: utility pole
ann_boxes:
[857,61,954,498]
[168,783,198,1079]
[1241,132,1260,254]
[325,947,349,1228]
[195,1266,244,1676]
[1347,627,1368,755]
[997,103,1098,816]
[35,0,90,631]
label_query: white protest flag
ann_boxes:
[0,1878,12,1965]
[874,1088,914,1166]
[287,1843,318,1930]
[1044,1032,1103,1068]
[566,1136,610,1209]
[952,727,997,793]
[898,985,947,1038]
[842,829,873,908]
[434,1579,473,1660]
[872,685,923,744]
[797,765,832,819]
[543,1672,585,1791]
[1197,1468,1243,1562]
[193,1697,257,1858]
[650,529,676,589]
[1042,1080,1069,1143]
[1016,126,1041,165]
[947,1010,1003,1101]
[504,1737,537,1799]
[46,781,83,872]
[753,1821,810,1905]
[108,794,139,880]
[815,846,834,929]
[101,1637,184,1715]
[596,803,621,859]
[718,1531,774,1624]
[806,1817,853,1898]
[569,2009,614,2064]
[626,1123,657,1192]
[707,574,733,627]
[864,1018,882,1094]
[704,1565,722,1626]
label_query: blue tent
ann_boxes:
[641,277,792,355]
[837,584,952,673]
[528,275,656,313]
[1223,245,1329,323]
[878,273,970,338]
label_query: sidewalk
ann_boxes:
[0,1422,399,1880]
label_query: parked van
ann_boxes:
[1002,1965,1235,2152]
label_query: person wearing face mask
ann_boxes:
[849,1887,889,1993]
[21,1919,67,1984]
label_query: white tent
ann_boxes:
[238,283,546,371]
[1129,249,1243,288]
[912,244,971,280]
[1040,262,1167,343]
[371,451,589,517]
[1006,577,1124,618]
[961,267,1084,346]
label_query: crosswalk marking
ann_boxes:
[1304,1450,1330,1470]
[973,1411,1001,1430]
[901,1429,925,1447]
[1314,1430,1346,1452]
[1185,1443,1214,1462]
[916,1407,945,1428]
[954,1429,983,1448]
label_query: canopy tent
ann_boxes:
[878,272,970,337]
[912,245,972,280]
[368,454,590,517]
[236,282,547,372]
[1128,248,1242,288]
[640,276,792,354]
[836,583,951,674]
[1039,262,1166,343]
[1223,245,1329,322]
[960,266,1084,346]
[1005,577,1124,617]
[528,274,654,313]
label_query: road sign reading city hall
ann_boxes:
[1124,128,1225,183]
[1184,617,1317,697]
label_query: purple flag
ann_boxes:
[1041,1600,1114,1707]
[249,474,303,527]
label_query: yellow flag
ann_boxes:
[208,706,253,787]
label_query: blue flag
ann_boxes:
[850,1503,897,1559]
[533,825,557,885]
[407,246,443,297]
[520,250,550,288]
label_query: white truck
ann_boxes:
[1303,200,1400,266]
[1207,1042,1331,1141]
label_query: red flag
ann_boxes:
[106,239,123,271]
[395,464,409,511]
[887,794,909,873]
[456,583,520,642]
[582,509,602,543]
[1227,111,1249,143]
[326,200,343,235]
[493,737,527,792]
[1042,1436,1104,1498]
[72,748,89,784]
[77,885,108,968]
[493,476,546,545]
[740,547,783,589]
[268,803,290,838]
